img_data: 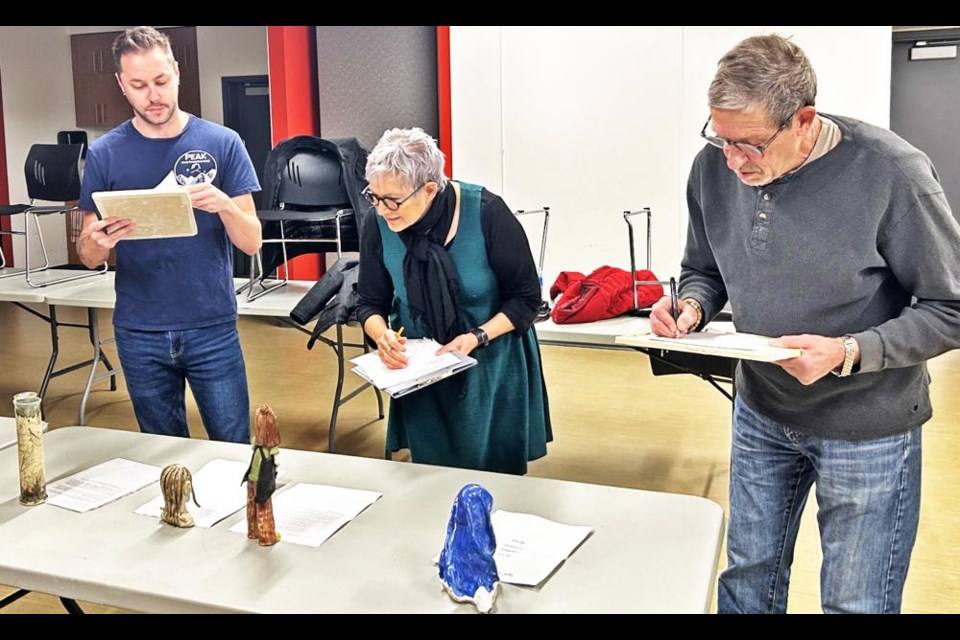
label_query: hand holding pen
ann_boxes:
[378,326,409,369]
[649,279,700,338]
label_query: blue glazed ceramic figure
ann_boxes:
[438,484,500,613]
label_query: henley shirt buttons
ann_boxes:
[762,193,771,201]
[759,213,768,220]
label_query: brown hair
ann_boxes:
[112,26,175,72]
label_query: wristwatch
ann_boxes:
[834,335,858,378]
[469,327,490,348]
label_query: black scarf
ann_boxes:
[399,185,462,343]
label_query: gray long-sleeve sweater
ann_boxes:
[682,114,960,439]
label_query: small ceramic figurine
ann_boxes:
[160,463,200,528]
[438,484,500,613]
[243,404,281,546]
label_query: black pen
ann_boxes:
[669,277,679,337]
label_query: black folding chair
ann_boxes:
[0,143,107,287]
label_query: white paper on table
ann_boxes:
[350,339,461,389]
[228,482,381,547]
[46,458,161,513]
[432,510,593,587]
[490,510,593,586]
[134,459,250,528]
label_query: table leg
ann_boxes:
[78,307,123,426]
[328,324,346,453]
[38,305,60,399]
[85,307,117,392]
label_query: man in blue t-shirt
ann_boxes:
[77,26,262,443]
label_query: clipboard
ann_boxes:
[349,340,477,398]
[91,188,197,240]
[352,353,476,398]
[615,328,802,362]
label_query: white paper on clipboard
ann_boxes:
[92,178,197,240]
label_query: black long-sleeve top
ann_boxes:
[357,186,541,336]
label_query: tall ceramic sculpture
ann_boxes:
[14,392,46,506]
[243,404,281,546]
[438,484,500,613]
[160,463,200,528]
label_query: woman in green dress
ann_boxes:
[357,127,551,474]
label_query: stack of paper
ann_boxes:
[46,458,161,513]
[228,483,382,547]
[350,338,476,398]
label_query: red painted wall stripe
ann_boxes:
[437,26,453,179]
[267,26,322,280]
[0,69,12,265]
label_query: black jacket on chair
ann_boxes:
[259,136,375,275]
[289,259,362,349]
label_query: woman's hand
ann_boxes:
[437,333,480,357]
[377,329,409,369]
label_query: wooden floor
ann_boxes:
[1,302,958,614]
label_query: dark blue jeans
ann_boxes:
[114,321,250,443]
[719,396,921,614]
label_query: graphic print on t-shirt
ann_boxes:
[175,150,218,185]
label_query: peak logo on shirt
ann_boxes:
[174,150,218,186]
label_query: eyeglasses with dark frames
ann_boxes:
[700,112,796,158]
[361,183,426,211]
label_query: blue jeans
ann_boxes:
[719,396,921,614]
[114,321,250,443]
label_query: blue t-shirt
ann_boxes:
[80,116,261,331]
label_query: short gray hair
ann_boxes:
[708,34,817,126]
[366,127,448,192]
[113,26,175,72]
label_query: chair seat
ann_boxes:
[257,206,350,223]
[0,204,30,216]
[26,205,79,216]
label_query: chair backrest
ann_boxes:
[277,148,351,210]
[24,144,83,203]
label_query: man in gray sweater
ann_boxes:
[651,35,960,613]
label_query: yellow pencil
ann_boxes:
[396,327,405,338]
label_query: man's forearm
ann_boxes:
[218,196,262,256]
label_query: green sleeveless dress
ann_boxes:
[377,182,552,474]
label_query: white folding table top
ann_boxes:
[40,276,317,320]
[0,427,723,613]
[0,269,110,304]
[234,278,317,318]
[0,417,49,450]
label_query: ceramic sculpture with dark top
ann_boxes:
[438,483,500,613]
[160,463,200,528]
[243,404,281,546]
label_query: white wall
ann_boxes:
[0,26,78,268]
[0,26,268,268]
[196,26,268,126]
[451,26,892,295]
